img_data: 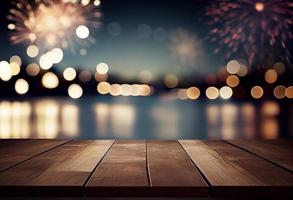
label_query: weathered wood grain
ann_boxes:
[227,139,293,172]
[86,140,149,197]
[179,140,293,198]
[0,139,70,172]
[147,140,208,197]
[0,140,114,197]
[0,139,292,198]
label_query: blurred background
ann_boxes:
[0,0,292,139]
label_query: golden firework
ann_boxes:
[7,0,102,51]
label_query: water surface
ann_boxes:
[0,96,292,139]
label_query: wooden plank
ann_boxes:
[147,140,208,197]
[179,140,293,198]
[0,139,70,172]
[86,140,149,197]
[0,140,114,197]
[227,139,293,172]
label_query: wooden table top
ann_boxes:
[0,139,292,198]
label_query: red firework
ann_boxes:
[205,0,293,65]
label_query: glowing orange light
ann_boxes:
[226,75,239,87]
[251,86,263,99]
[255,2,265,12]
[264,69,277,84]
[273,85,286,99]
[186,87,200,99]
[285,86,293,99]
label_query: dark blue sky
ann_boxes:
[0,0,240,79]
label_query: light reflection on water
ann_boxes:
[0,96,292,139]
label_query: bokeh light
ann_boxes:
[285,86,293,99]
[39,54,53,70]
[26,45,39,58]
[95,72,108,82]
[39,48,63,70]
[26,63,40,76]
[10,62,21,76]
[226,60,240,74]
[76,25,90,39]
[121,84,132,96]
[140,84,152,96]
[273,62,286,75]
[49,48,64,64]
[0,61,12,81]
[255,2,265,12]
[177,89,188,100]
[10,55,21,66]
[226,75,239,87]
[79,48,87,56]
[237,64,248,77]
[110,84,121,96]
[206,87,219,100]
[251,86,263,99]
[107,22,122,36]
[273,85,286,99]
[79,70,91,82]
[264,69,278,84]
[97,82,111,94]
[137,24,152,38]
[94,0,101,6]
[42,72,59,89]
[138,70,152,83]
[164,74,179,88]
[7,23,15,30]
[261,101,280,117]
[63,67,77,81]
[186,87,200,99]
[81,0,91,6]
[68,84,83,99]
[219,86,233,99]
[14,79,29,95]
[96,63,109,74]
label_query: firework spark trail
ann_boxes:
[205,0,293,65]
[7,0,102,52]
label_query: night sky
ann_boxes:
[0,0,223,79]
[0,0,292,80]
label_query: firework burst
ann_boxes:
[7,0,102,52]
[168,29,203,70]
[205,0,293,65]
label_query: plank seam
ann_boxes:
[204,141,264,184]
[0,140,72,173]
[177,140,212,196]
[145,140,152,186]
[224,140,293,174]
[82,139,116,196]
